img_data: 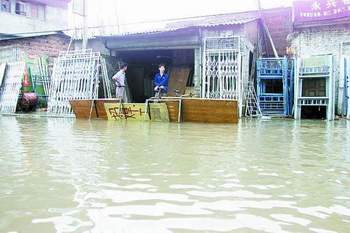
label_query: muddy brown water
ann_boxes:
[0,116,350,233]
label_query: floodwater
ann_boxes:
[0,116,350,233]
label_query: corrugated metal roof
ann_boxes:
[96,15,258,39]
[0,32,68,41]
[166,16,257,29]
[0,14,258,41]
[0,33,17,40]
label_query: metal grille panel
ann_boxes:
[0,62,25,113]
[294,55,334,120]
[202,37,241,100]
[47,50,111,116]
[256,58,294,116]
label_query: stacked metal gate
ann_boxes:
[47,49,112,116]
[256,57,294,116]
[0,62,26,113]
[31,56,51,100]
[0,47,25,114]
[294,55,335,120]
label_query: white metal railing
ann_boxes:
[297,97,329,106]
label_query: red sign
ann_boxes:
[294,0,350,24]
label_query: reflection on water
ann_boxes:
[0,116,350,233]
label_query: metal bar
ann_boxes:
[177,97,182,123]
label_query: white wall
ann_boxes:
[0,1,68,35]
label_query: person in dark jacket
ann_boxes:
[153,64,169,96]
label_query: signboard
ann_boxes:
[149,103,170,122]
[294,0,350,24]
[104,103,148,121]
[104,102,170,122]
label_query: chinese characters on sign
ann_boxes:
[294,0,350,24]
[104,102,171,122]
[104,103,147,121]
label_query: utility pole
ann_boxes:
[257,0,262,11]
[256,0,279,58]
[114,0,120,34]
[72,0,88,50]
[82,0,88,50]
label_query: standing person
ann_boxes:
[153,63,169,97]
[112,63,128,101]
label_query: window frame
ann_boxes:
[15,1,28,16]
[0,0,11,13]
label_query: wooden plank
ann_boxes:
[182,99,238,123]
[165,101,180,122]
[70,98,120,119]
[69,99,97,119]
[95,99,120,119]
[167,66,191,97]
[71,98,238,124]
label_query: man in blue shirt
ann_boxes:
[153,64,169,96]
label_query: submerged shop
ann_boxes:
[79,9,290,118]
[290,0,350,120]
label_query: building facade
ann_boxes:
[92,20,259,117]
[74,8,293,117]
[290,23,350,116]
[0,0,70,38]
[290,0,350,118]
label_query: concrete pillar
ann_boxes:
[333,56,341,116]
[294,58,301,119]
[10,0,16,14]
[338,56,346,116]
[193,47,201,97]
[329,56,336,120]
